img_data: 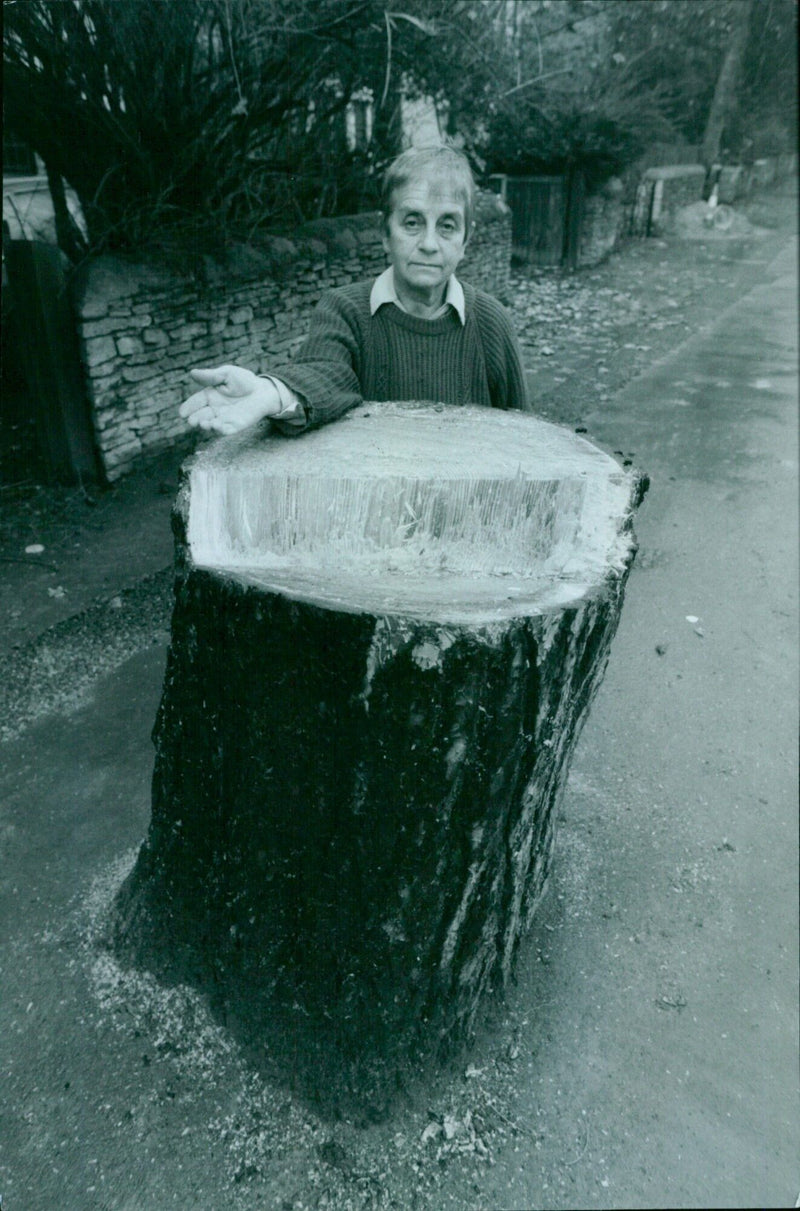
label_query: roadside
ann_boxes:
[0,178,796,1210]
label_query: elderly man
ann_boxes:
[180,145,530,436]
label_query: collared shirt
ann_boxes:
[369,266,466,325]
[269,267,467,426]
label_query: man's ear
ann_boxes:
[463,219,476,248]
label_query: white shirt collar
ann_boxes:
[369,266,466,325]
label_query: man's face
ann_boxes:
[382,175,468,303]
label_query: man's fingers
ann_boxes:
[179,389,211,418]
[189,366,229,388]
[184,402,220,428]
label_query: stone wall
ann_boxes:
[577,181,625,268]
[75,192,512,481]
[628,153,798,233]
[631,165,707,236]
[717,153,798,202]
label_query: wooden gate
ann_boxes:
[3,240,100,483]
[490,173,585,267]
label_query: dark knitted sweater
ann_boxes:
[271,279,530,431]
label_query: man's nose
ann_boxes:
[418,222,439,252]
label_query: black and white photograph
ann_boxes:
[1,2,797,1207]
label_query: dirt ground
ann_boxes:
[1,181,797,1210]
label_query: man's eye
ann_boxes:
[403,217,420,229]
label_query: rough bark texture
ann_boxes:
[701,0,754,169]
[111,403,645,1114]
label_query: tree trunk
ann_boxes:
[701,0,754,168]
[44,161,86,265]
[110,402,646,1115]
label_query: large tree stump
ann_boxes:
[112,401,646,1111]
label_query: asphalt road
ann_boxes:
[466,226,800,1209]
[1,220,797,1209]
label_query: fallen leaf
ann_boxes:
[443,1114,460,1140]
[25,544,45,555]
[421,1121,441,1145]
[47,586,67,599]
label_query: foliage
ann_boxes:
[3,1,366,257]
[3,0,502,262]
[472,0,797,184]
[474,1,677,184]
[606,0,797,159]
[4,0,794,263]
[480,57,677,184]
[733,0,798,157]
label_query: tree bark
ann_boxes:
[110,402,646,1114]
[44,161,86,265]
[701,0,754,168]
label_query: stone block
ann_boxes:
[143,327,170,346]
[82,317,126,339]
[229,306,254,325]
[89,373,118,396]
[133,398,168,420]
[83,335,117,367]
[95,411,131,434]
[99,424,137,447]
[116,335,145,356]
[170,322,207,342]
[82,313,153,338]
[717,166,744,204]
[122,364,159,384]
[103,441,143,474]
[79,300,111,321]
[752,158,777,186]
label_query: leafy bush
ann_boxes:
[3,0,436,262]
[481,62,676,188]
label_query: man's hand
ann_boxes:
[179,366,282,435]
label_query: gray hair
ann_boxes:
[380,145,476,234]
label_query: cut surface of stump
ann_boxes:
[112,401,645,1116]
[187,401,635,621]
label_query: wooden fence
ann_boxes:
[489,171,586,268]
[4,240,100,483]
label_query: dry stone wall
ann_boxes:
[578,181,625,268]
[641,165,707,236]
[75,193,512,481]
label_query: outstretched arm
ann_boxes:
[179,366,289,435]
[179,289,366,437]
[274,289,365,429]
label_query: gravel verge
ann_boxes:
[0,569,173,742]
